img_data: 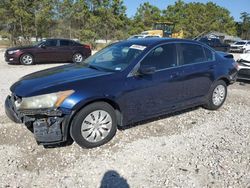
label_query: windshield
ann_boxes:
[235,42,246,45]
[83,42,147,72]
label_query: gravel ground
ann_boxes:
[0,50,249,188]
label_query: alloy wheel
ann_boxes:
[73,53,83,63]
[21,54,33,65]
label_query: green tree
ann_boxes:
[163,0,237,38]
[0,0,57,45]
[162,0,185,33]
[33,0,57,40]
[134,2,162,30]
[239,12,250,39]
[91,0,127,41]
[0,0,243,48]
[0,0,34,45]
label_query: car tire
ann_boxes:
[72,53,84,63]
[70,102,117,148]
[20,54,34,65]
[203,80,227,110]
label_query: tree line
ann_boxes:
[0,0,249,47]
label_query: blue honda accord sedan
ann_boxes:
[5,38,238,148]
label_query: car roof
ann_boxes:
[123,38,202,46]
[46,38,76,41]
[235,40,247,43]
[131,35,143,37]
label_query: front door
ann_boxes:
[35,39,60,62]
[119,43,186,124]
[57,39,74,62]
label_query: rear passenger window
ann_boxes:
[178,43,206,65]
[213,39,221,46]
[60,40,70,46]
[204,47,215,61]
[141,43,177,70]
[72,41,80,46]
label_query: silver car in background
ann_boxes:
[237,52,250,80]
[230,41,250,53]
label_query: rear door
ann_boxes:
[57,40,74,62]
[175,42,215,106]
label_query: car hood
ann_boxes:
[240,53,250,62]
[11,64,111,97]
[7,45,35,51]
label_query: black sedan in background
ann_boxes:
[5,38,92,65]
[197,37,230,52]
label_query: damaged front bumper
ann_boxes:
[5,95,73,145]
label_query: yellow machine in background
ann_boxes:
[141,21,184,38]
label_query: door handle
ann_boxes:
[170,72,179,79]
[209,65,215,70]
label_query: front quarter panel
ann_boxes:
[59,73,125,111]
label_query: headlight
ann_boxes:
[16,90,74,110]
[8,50,20,55]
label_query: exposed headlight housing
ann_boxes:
[8,50,20,55]
[16,90,74,110]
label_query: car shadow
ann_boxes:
[35,61,72,65]
[7,61,73,65]
[100,170,130,188]
[119,106,200,130]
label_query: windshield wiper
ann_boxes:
[88,64,117,72]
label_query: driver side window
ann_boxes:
[140,43,177,70]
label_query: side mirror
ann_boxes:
[138,66,156,75]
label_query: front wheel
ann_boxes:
[20,54,34,65]
[70,102,117,148]
[203,80,227,110]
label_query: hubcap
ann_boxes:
[212,85,226,106]
[81,110,112,143]
[22,55,33,64]
[74,54,83,63]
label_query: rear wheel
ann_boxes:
[204,80,227,110]
[72,53,84,63]
[70,102,117,148]
[20,54,34,65]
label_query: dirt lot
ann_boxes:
[0,50,249,187]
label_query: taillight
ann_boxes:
[84,45,91,49]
